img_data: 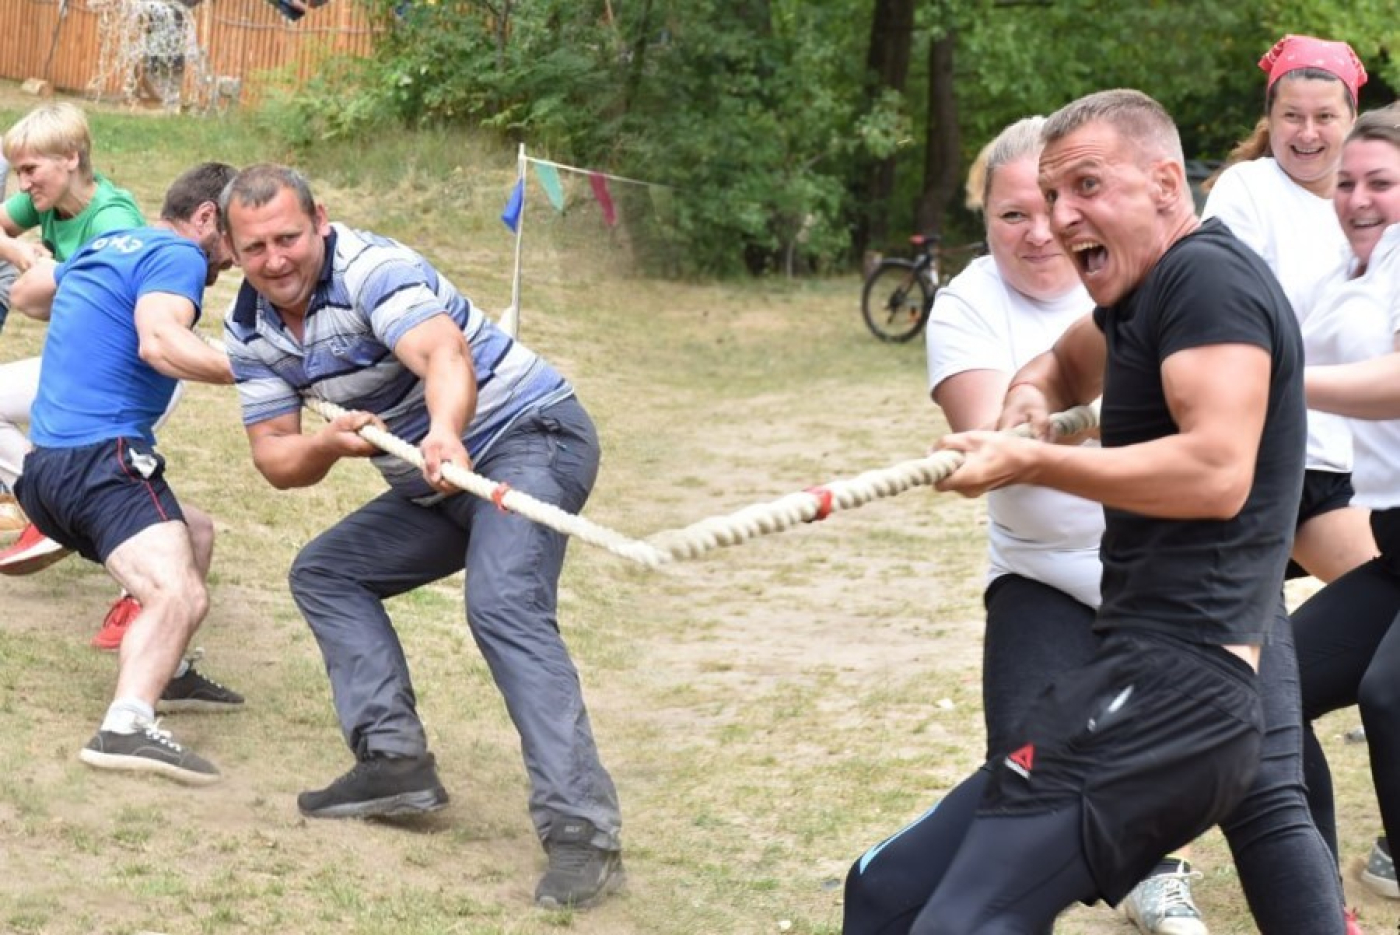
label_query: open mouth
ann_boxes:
[1071,241,1107,275]
[1291,144,1324,158]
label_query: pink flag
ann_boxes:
[589,172,617,227]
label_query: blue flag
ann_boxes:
[501,178,525,232]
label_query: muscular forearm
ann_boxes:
[139,327,234,384]
[252,430,349,489]
[1023,434,1253,519]
[9,260,55,320]
[1009,317,1105,412]
[424,341,475,439]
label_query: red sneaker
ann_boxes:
[93,594,141,651]
[1346,908,1366,935]
[0,523,72,575]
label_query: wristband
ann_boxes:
[1006,380,1041,395]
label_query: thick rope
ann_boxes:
[301,397,669,567]
[646,405,1099,560]
[302,394,1098,567]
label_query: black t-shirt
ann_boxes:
[1090,218,1304,645]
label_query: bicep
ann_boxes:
[133,292,197,337]
[1161,343,1271,456]
[392,313,472,380]
[245,411,303,455]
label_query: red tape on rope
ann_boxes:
[491,483,512,512]
[805,486,834,522]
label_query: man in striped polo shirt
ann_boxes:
[220,164,623,910]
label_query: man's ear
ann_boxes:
[195,199,220,233]
[1151,159,1186,210]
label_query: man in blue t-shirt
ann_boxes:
[11,162,245,787]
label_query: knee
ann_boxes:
[145,575,208,631]
[185,508,214,554]
[1358,666,1400,725]
[843,857,902,935]
[288,541,336,598]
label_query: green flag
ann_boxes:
[533,161,566,213]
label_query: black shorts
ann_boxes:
[981,628,1263,904]
[1285,470,1357,579]
[15,437,186,565]
[1296,469,1355,527]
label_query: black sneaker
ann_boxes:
[79,721,221,785]
[158,665,245,713]
[297,753,449,819]
[534,817,625,910]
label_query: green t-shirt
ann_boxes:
[4,174,144,261]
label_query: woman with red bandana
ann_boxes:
[1203,35,1377,584]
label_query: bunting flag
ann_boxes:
[589,172,617,227]
[648,184,674,224]
[501,177,525,232]
[533,162,566,213]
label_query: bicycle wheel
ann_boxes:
[861,259,933,343]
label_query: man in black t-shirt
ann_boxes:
[841,90,1347,935]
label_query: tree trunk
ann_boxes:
[917,28,959,237]
[853,0,914,257]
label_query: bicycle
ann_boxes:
[861,233,979,343]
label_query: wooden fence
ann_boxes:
[0,0,380,110]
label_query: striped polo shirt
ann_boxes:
[224,223,572,498]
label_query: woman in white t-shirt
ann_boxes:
[1202,33,1376,583]
[1296,103,1400,902]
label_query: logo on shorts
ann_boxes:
[1005,743,1035,780]
[127,450,159,479]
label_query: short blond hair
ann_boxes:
[967,116,1047,213]
[2,102,93,179]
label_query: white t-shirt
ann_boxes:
[1301,223,1400,509]
[1203,157,1353,472]
[926,255,1103,608]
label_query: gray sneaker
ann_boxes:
[158,664,245,713]
[78,720,221,785]
[1121,860,1207,935]
[1361,837,1399,899]
[297,753,449,819]
[534,817,625,910]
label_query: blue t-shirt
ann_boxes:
[31,228,206,447]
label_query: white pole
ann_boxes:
[499,142,527,338]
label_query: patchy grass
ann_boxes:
[0,81,1389,934]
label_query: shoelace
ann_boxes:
[179,648,232,691]
[330,758,384,789]
[1144,870,1202,916]
[134,719,185,752]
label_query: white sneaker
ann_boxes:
[0,491,26,534]
[1122,861,1208,935]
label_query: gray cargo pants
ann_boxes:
[288,396,621,848]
